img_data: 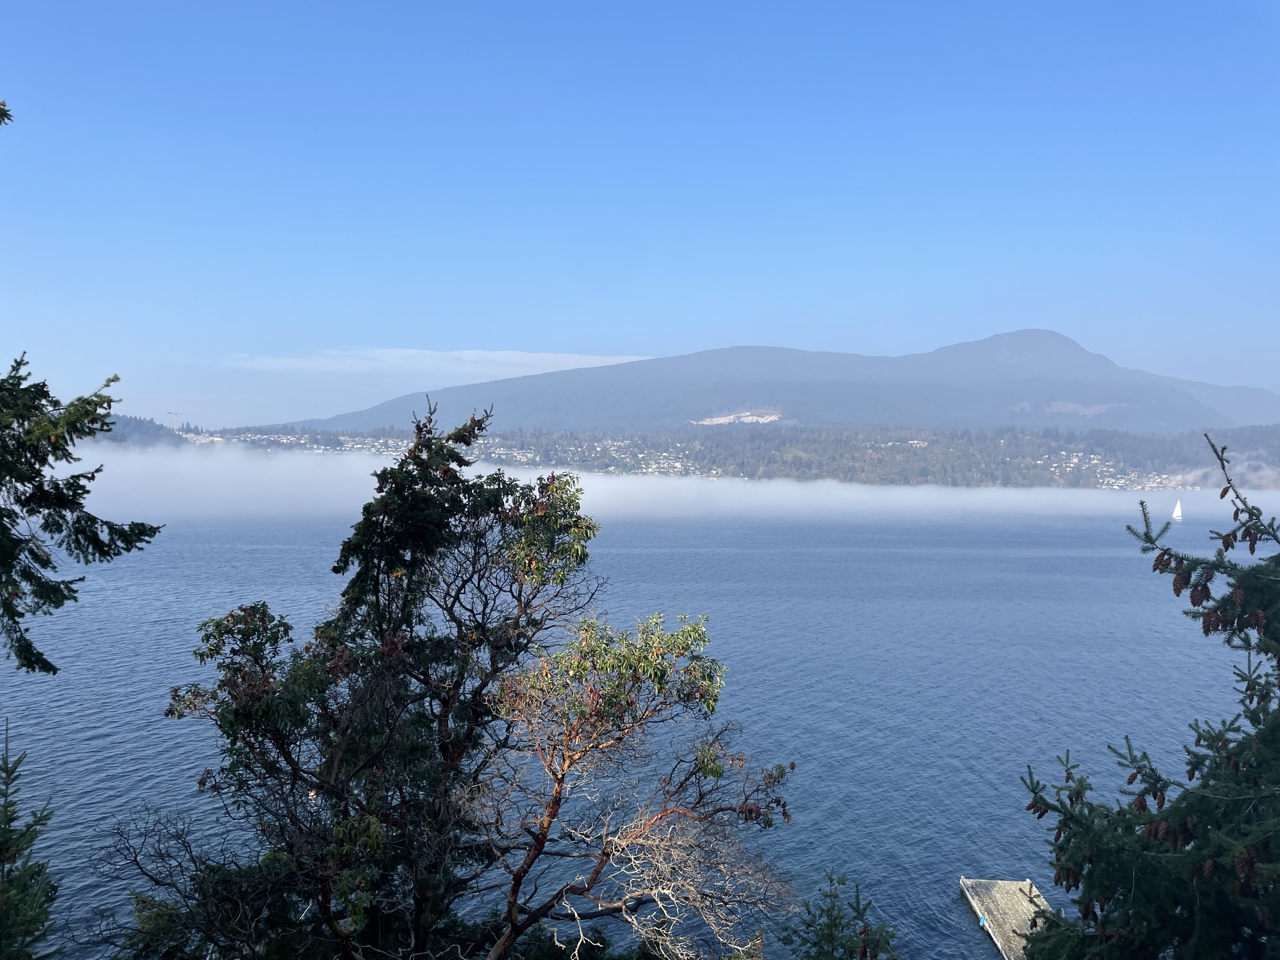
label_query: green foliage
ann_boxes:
[1023,438,1280,958]
[120,852,311,960]
[0,355,160,673]
[779,873,898,960]
[114,410,597,956]
[121,409,790,960]
[0,724,57,959]
[501,614,724,731]
[0,347,155,956]
[482,615,791,957]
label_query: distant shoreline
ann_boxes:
[96,416,1280,490]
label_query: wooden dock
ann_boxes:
[959,877,1051,960]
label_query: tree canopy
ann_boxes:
[779,873,898,960]
[0,724,57,960]
[0,355,161,673]
[110,410,790,959]
[0,345,159,957]
[1024,438,1280,958]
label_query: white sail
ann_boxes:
[1172,499,1183,521]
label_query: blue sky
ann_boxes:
[3,2,1278,426]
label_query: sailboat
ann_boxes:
[1172,499,1183,522]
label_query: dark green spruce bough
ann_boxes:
[0,724,57,960]
[109,410,791,960]
[1023,439,1280,958]
[0,346,157,953]
[779,873,898,960]
[0,355,160,674]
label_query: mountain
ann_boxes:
[290,330,1280,435]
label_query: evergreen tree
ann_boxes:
[779,873,898,960]
[0,252,162,949]
[1024,438,1280,958]
[0,723,57,960]
[1,355,161,673]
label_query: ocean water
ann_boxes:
[0,476,1248,958]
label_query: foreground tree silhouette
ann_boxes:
[0,724,57,960]
[1024,438,1280,958]
[108,410,789,959]
[0,337,160,954]
[779,873,898,960]
[1,354,160,674]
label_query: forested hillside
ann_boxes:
[472,423,1280,489]
[122,418,1280,489]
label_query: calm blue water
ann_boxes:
[0,498,1242,958]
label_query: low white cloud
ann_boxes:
[231,348,647,382]
[497,467,1183,521]
[86,446,385,522]
[82,445,1216,528]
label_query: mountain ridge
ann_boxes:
[283,330,1280,435]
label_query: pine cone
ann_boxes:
[1236,848,1258,882]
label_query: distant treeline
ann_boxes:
[92,414,189,448]
[100,416,1280,487]
[473,423,1280,488]
[215,423,415,440]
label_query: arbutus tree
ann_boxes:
[109,410,791,960]
[480,615,792,960]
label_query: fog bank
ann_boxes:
[85,446,385,522]
[74,446,1236,529]
[561,471,1190,522]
